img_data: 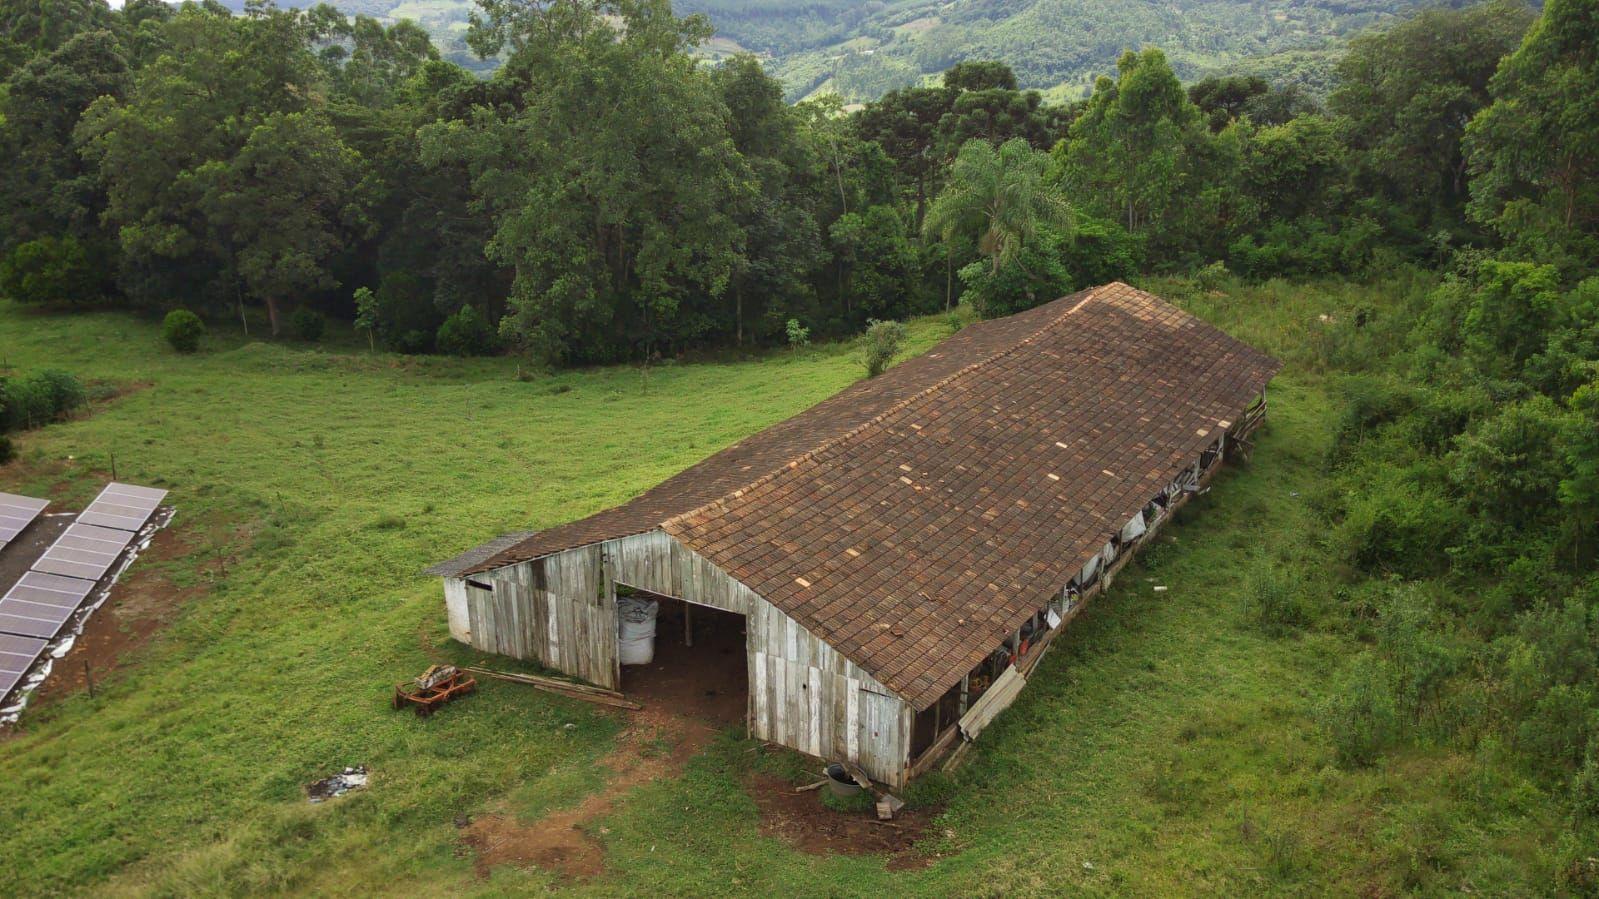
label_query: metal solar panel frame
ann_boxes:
[0,632,49,702]
[0,491,49,548]
[31,522,136,582]
[77,482,166,532]
[0,571,95,639]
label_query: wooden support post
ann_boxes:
[684,602,693,648]
[959,675,969,716]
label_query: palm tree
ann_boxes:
[922,138,1072,293]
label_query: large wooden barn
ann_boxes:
[428,282,1281,786]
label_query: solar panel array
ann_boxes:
[0,633,49,704]
[0,572,95,639]
[79,483,166,531]
[0,492,48,549]
[34,522,138,581]
[0,482,167,703]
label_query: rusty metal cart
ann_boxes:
[392,665,476,717]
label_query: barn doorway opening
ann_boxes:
[618,588,748,726]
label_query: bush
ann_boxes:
[374,271,442,353]
[435,305,498,356]
[0,236,97,305]
[1322,653,1401,767]
[390,329,433,355]
[959,228,1070,319]
[1249,566,1309,636]
[162,309,205,353]
[0,435,13,465]
[1334,473,1468,579]
[0,370,86,432]
[291,306,325,343]
[860,318,907,378]
[33,370,86,416]
[785,318,810,354]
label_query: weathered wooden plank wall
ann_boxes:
[464,544,621,690]
[457,528,914,785]
[607,529,911,783]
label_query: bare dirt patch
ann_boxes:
[461,704,719,882]
[458,598,941,879]
[746,774,940,870]
[33,526,200,703]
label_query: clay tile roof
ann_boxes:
[449,283,1281,708]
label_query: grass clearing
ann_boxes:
[0,280,1560,894]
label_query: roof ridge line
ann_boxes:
[658,283,1112,535]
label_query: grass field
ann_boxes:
[0,278,1561,895]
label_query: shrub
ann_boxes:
[435,305,498,356]
[0,436,13,465]
[291,306,325,343]
[390,329,432,355]
[860,318,907,378]
[162,309,205,353]
[0,236,97,305]
[1249,566,1309,636]
[32,370,86,416]
[959,228,1070,319]
[0,370,85,432]
[1334,473,1468,579]
[785,318,810,354]
[1322,652,1401,767]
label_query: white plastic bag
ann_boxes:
[618,597,659,665]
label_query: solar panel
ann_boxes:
[31,522,136,581]
[0,632,49,702]
[0,571,95,639]
[0,491,49,548]
[76,482,166,532]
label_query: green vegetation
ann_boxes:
[0,369,87,433]
[162,308,205,353]
[2,0,1598,891]
[0,273,1582,894]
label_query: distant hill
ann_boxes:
[259,0,1435,100]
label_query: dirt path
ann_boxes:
[458,600,942,881]
[33,525,197,703]
[460,703,718,881]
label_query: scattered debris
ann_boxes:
[464,665,641,710]
[876,793,905,820]
[795,780,829,793]
[392,664,477,717]
[307,766,369,802]
[1153,585,1168,592]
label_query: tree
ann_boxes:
[428,0,749,363]
[75,3,326,313]
[197,112,367,336]
[713,55,823,346]
[1466,0,1599,268]
[1055,49,1203,239]
[353,286,379,352]
[1333,0,1534,233]
[853,83,954,228]
[0,29,128,252]
[942,61,1017,93]
[0,236,97,305]
[924,138,1070,279]
[1188,74,1267,132]
[829,205,924,322]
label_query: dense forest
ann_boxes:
[3,0,1599,884]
